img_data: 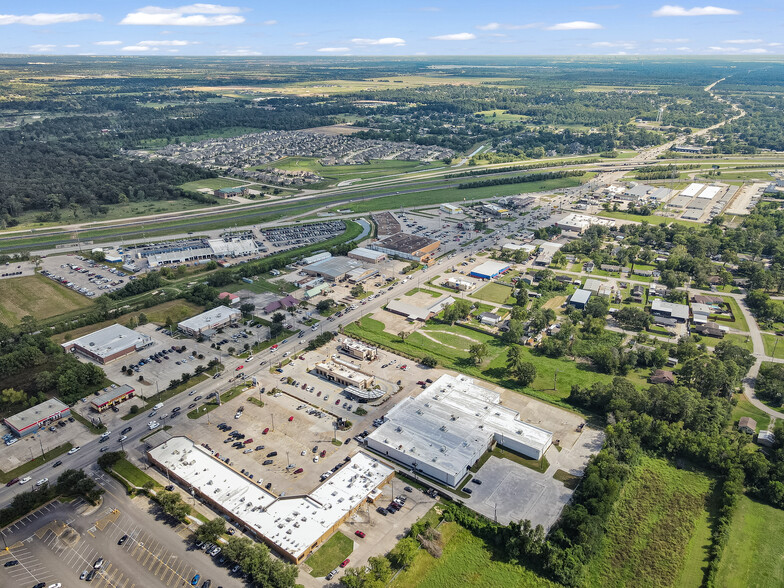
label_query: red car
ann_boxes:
[294,468,303,474]
[235,365,244,371]
[335,399,340,405]
[354,531,366,538]
[244,438,253,444]
[263,428,269,435]
[270,344,278,351]
[340,559,350,568]
[416,381,425,386]
[288,416,294,422]
[400,365,407,370]
[5,477,19,487]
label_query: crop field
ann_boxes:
[0,274,93,325]
[584,456,713,588]
[714,496,784,588]
[470,282,515,304]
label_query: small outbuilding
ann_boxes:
[738,416,757,435]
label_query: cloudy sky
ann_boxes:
[3,2,781,56]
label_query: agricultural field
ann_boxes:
[389,522,561,588]
[470,282,515,304]
[714,496,784,588]
[0,274,93,325]
[583,456,714,588]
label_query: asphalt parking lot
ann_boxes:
[0,417,85,473]
[40,253,130,298]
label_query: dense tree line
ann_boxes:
[456,170,585,190]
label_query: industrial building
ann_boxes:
[4,399,70,437]
[312,360,373,389]
[385,295,455,322]
[554,213,615,234]
[445,277,476,291]
[369,233,440,263]
[365,374,552,487]
[147,437,394,563]
[440,203,463,215]
[469,260,510,280]
[347,247,387,264]
[302,256,365,282]
[91,385,135,413]
[533,242,563,267]
[178,306,242,336]
[142,235,261,268]
[651,298,689,323]
[62,324,153,364]
[582,278,604,293]
[569,289,592,309]
[680,183,706,198]
[340,338,378,361]
[302,251,331,266]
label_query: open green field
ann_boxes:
[731,394,771,431]
[306,531,353,577]
[475,109,530,123]
[762,333,784,359]
[718,296,749,332]
[51,300,203,344]
[180,177,249,191]
[112,457,159,488]
[0,274,93,325]
[345,315,648,406]
[714,496,784,588]
[704,332,753,352]
[470,282,515,304]
[328,176,584,215]
[262,157,441,186]
[584,456,713,588]
[404,287,443,298]
[389,521,561,588]
[597,211,703,228]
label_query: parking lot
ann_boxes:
[0,259,36,281]
[0,415,86,473]
[40,253,132,298]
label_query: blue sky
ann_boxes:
[1,2,781,56]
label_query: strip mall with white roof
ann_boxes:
[147,437,394,563]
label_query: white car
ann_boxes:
[148,422,159,430]
[49,583,62,588]
[313,456,319,463]
[19,476,31,485]
[68,446,80,455]
[36,478,49,487]
[118,435,128,442]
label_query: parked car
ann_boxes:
[354,530,366,538]
[118,534,128,545]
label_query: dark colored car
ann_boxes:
[5,478,19,486]
[471,478,482,485]
[266,451,277,457]
[52,460,63,468]
[4,560,19,567]
[464,487,473,495]
[263,460,273,466]
[376,507,388,516]
[118,534,128,545]
[121,427,132,434]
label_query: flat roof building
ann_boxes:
[4,399,70,437]
[312,360,373,389]
[651,298,689,323]
[569,289,592,309]
[178,306,241,337]
[385,295,455,322]
[583,278,604,293]
[469,260,510,280]
[62,324,153,365]
[302,256,364,282]
[445,277,476,291]
[555,213,615,234]
[440,203,462,215]
[147,437,394,563]
[347,247,387,264]
[533,242,563,267]
[369,233,440,263]
[365,374,552,487]
[91,385,135,413]
[302,251,331,265]
[340,338,378,361]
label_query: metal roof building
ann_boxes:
[569,289,593,309]
[365,374,552,487]
[302,256,364,282]
[178,306,241,336]
[469,260,510,279]
[4,399,70,437]
[651,298,689,323]
[62,324,152,364]
[369,233,440,262]
[347,247,387,264]
[91,385,135,413]
[148,437,394,563]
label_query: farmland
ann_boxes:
[583,456,713,588]
[0,274,93,325]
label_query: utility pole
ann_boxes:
[554,369,561,391]
[39,436,45,460]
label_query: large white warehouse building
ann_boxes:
[365,374,553,487]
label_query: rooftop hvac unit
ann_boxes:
[439,425,447,431]
[395,426,402,433]
[517,430,523,435]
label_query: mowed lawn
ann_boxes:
[306,532,353,577]
[584,456,713,588]
[714,496,784,588]
[389,522,562,588]
[0,274,93,325]
[470,281,515,304]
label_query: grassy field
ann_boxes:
[718,296,749,332]
[762,333,784,359]
[180,177,249,191]
[597,211,703,228]
[51,300,203,344]
[112,457,159,488]
[584,456,713,588]
[475,109,530,123]
[714,496,784,588]
[470,282,515,304]
[404,287,443,298]
[704,332,753,352]
[345,315,646,407]
[306,531,353,577]
[389,521,562,588]
[730,395,771,431]
[0,274,93,325]
[263,157,440,186]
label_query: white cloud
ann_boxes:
[218,48,262,55]
[120,4,245,26]
[352,37,405,47]
[769,42,783,47]
[263,20,277,25]
[316,47,350,53]
[653,38,690,43]
[136,39,199,46]
[63,44,80,48]
[94,40,123,45]
[676,46,693,51]
[293,41,308,46]
[723,38,762,44]
[430,32,476,41]
[546,21,603,30]
[30,44,55,51]
[0,13,102,26]
[744,48,768,54]
[122,45,155,51]
[591,41,636,49]
[476,22,539,31]
[652,5,740,17]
